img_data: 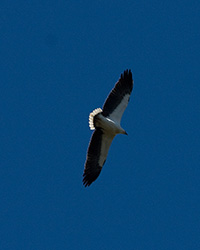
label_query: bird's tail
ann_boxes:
[89,108,102,130]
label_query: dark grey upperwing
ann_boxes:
[102,69,133,122]
[83,129,103,187]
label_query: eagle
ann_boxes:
[83,70,133,187]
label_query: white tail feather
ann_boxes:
[89,108,102,130]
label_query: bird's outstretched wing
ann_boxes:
[102,69,133,124]
[83,129,114,187]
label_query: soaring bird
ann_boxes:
[83,70,133,187]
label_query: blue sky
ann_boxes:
[1,1,200,249]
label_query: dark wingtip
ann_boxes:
[121,69,133,82]
[82,165,102,187]
[120,69,133,93]
[122,69,132,78]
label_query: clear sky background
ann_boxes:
[1,1,200,249]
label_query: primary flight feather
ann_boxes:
[83,69,133,187]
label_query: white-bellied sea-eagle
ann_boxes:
[83,69,133,187]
